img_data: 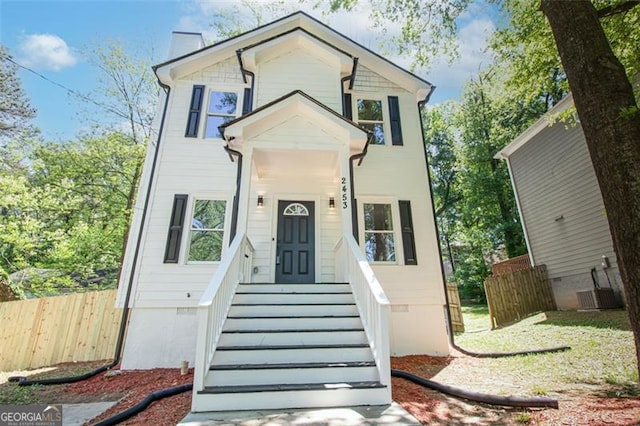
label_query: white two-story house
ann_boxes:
[116,11,449,412]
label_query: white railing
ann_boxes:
[335,234,391,394]
[193,233,254,392]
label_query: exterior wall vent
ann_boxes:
[576,288,620,310]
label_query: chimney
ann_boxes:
[168,31,205,60]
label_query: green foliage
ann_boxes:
[0,132,144,295]
[490,0,640,103]
[324,0,471,69]
[0,383,43,405]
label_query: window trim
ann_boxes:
[204,88,244,140]
[353,96,388,146]
[183,195,232,264]
[357,198,404,265]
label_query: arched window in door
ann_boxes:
[283,203,309,216]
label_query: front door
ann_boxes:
[275,201,315,283]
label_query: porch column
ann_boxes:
[234,148,253,237]
[340,148,354,237]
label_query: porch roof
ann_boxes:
[220,90,370,156]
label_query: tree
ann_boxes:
[540,0,640,377]
[0,45,37,172]
[0,45,36,141]
[0,132,144,295]
[325,0,471,68]
[423,103,461,273]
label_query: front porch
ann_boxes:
[192,231,391,411]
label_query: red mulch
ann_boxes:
[65,367,193,425]
[10,357,640,425]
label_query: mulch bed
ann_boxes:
[6,356,640,425]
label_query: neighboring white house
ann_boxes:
[496,94,624,310]
[116,12,449,411]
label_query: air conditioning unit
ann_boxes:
[576,288,620,310]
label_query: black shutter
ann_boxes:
[242,87,253,115]
[343,93,353,120]
[185,85,205,137]
[388,96,403,145]
[164,194,188,263]
[399,200,417,265]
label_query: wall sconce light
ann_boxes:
[329,197,335,209]
[257,195,264,207]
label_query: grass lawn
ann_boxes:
[452,306,638,397]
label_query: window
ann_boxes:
[363,203,396,262]
[356,99,385,145]
[205,91,239,138]
[188,200,226,262]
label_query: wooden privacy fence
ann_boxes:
[491,254,532,277]
[484,265,556,329]
[446,282,464,333]
[0,290,121,371]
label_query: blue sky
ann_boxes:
[1,0,499,141]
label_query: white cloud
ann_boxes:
[19,34,77,71]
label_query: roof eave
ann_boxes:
[495,94,574,160]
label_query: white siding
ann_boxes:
[126,78,241,308]
[120,24,450,365]
[255,48,341,111]
[353,92,444,306]
[509,123,622,308]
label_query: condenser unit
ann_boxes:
[576,288,620,310]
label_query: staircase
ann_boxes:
[192,282,390,411]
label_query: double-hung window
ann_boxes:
[356,99,385,145]
[205,91,239,139]
[187,199,226,262]
[363,203,396,262]
[352,96,403,146]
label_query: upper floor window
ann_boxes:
[356,99,385,145]
[205,91,239,138]
[351,95,403,146]
[188,199,227,262]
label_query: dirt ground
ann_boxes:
[1,355,639,425]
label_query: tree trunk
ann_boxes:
[541,0,640,376]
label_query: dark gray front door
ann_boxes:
[275,201,315,283]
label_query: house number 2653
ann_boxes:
[341,177,348,209]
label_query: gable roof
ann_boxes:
[495,94,575,160]
[221,89,370,154]
[154,11,433,98]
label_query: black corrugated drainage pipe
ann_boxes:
[92,383,193,426]
[391,369,559,409]
[416,97,571,358]
[9,80,173,387]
